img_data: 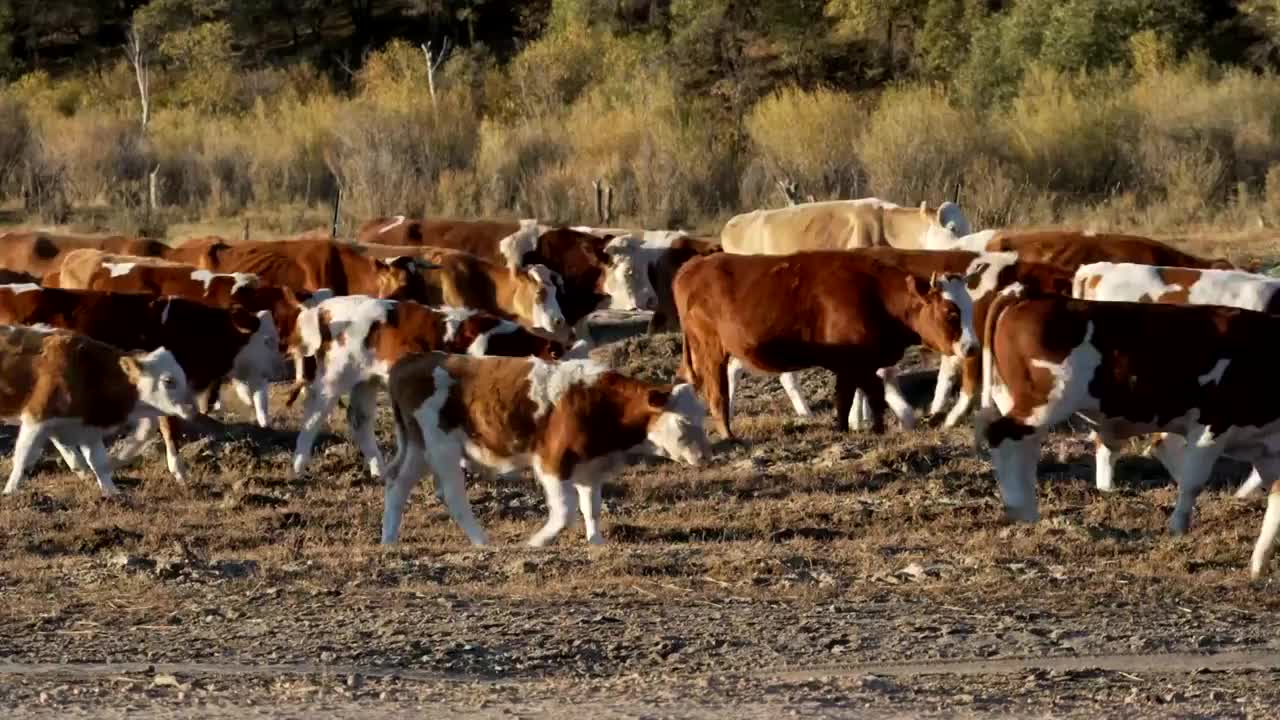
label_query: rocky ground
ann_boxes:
[2,330,1280,718]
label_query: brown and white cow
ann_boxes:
[974,293,1280,577]
[50,248,328,426]
[380,351,711,545]
[639,234,722,333]
[0,325,197,497]
[168,238,435,299]
[287,296,585,480]
[720,199,972,255]
[357,217,625,325]
[0,231,171,278]
[0,285,277,482]
[983,230,1234,271]
[674,251,977,439]
[1073,261,1280,495]
[357,243,569,341]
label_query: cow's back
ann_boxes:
[987,231,1228,270]
[721,202,874,255]
[0,232,164,278]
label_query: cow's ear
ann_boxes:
[229,304,260,334]
[647,388,670,410]
[905,273,928,298]
[118,354,143,382]
[929,271,942,290]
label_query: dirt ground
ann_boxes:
[3,328,1280,718]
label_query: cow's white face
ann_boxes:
[234,310,284,382]
[526,265,570,341]
[127,348,198,420]
[644,384,711,466]
[603,236,657,311]
[937,274,977,358]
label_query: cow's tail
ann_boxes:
[980,284,1024,412]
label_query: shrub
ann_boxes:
[746,86,865,200]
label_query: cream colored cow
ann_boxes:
[720,198,971,254]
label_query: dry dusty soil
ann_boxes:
[3,326,1280,718]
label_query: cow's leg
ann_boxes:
[880,367,916,430]
[849,389,867,431]
[942,356,980,428]
[112,418,156,467]
[1092,430,1123,493]
[4,420,49,495]
[928,355,960,418]
[837,369,886,433]
[1237,468,1266,499]
[290,386,339,480]
[575,480,606,545]
[727,357,745,419]
[1168,429,1223,535]
[81,437,120,497]
[380,444,427,544]
[347,380,384,479]
[706,351,733,440]
[778,372,812,417]
[1249,458,1280,578]
[231,378,270,428]
[50,438,91,478]
[418,417,486,545]
[529,459,578,548]
[984,418,1042,523]
[157,417,189,483]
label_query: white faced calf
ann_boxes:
[381,352,711,546]
[0,325,197,497]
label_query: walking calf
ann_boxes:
[381,352,711,545]
[0,325,197,497]
[975,294,1280,577]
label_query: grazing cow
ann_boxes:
[0,231,171,278]
[0,285,278,482]
[168,238,435,299]
[983,230,1233,270]
[51,248,327,426]
[1073,261,1280,494]
[974,293,1280,577]
[357,217,631,323]
[0,325,197,497]
[287,296,583,480]
[380,351,711,545]
[720,198,972,255]
[674,251,978,439]
[358,243,569,341]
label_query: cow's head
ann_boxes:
[121,347,199,421]
[229,305,285,387]
[640,383,711,467]
[602,234,658,311]
[499,219,541,270]
[919,201,973,250]
[908,272,978,359]
[377,256,439,300]
[512,264,570,342]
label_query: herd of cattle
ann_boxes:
[2,196,1280,579]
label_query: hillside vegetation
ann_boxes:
[3,1,1280,238]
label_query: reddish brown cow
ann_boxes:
[0,231,170,278]
[984,230,1234,270]
[0,286,274,482]
[167,238,433,299]
[673,251,978,439]
[357,218,613,326]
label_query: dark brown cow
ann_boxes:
[0,231,170,278]
[0,286,274,482]
[673,251,978,439]
[167,238,433,299]
[984,230,1234,270]
[974,292,1280,578]
[357,218,614,326]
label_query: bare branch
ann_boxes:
[421,39,452,110]
[125,25,151,131]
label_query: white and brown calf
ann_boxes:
[0,325,197,497]
[380,352,711,545]
[287,296,581,480]
[1073,261,1280,495]
[975,294,1280,577]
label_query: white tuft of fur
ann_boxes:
[525,358,608,419]
[499,219,540,271]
